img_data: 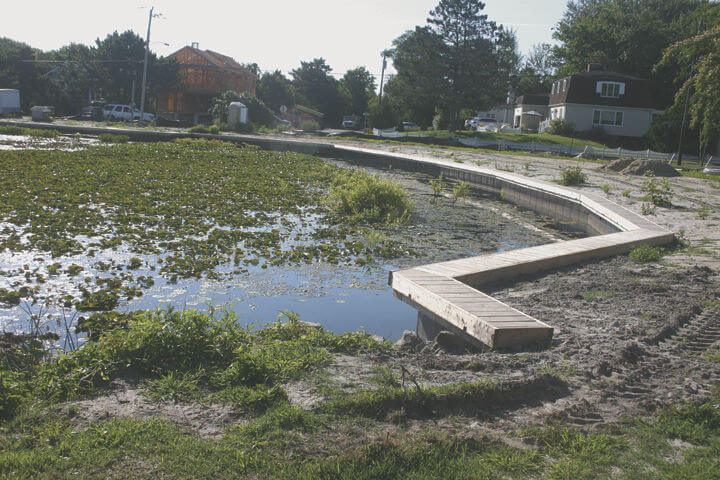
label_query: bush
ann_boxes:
[210,91,275,128]
[629,244,665,263]
[300,120,320,132]
[559,165,587,185]
[641,173,673,207]
[328,170,413,225]
[546,118,574,136]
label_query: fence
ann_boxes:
[371,128,710,166]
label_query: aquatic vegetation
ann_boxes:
[327,169,413,225]
[0,139,420,318]
[97,133,130,143]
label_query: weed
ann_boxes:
[629,244,665,263]
[522,161,531,170]
[558,165,587,185]
[697,203,711,219]
[641,202,656,215]
[641,172,673,207]
[429,174,446,199]
[451,181,469,203]
[622,189,632,197]
[600,183,612,195]
[363,230,384,249]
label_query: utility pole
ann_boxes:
[378,54,387,106]
[139,6,159,126]
[676,19,703,166]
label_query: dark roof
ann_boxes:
[516,94,549,106]
[550,69,656,109]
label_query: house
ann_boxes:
[512,94,549,130]
[546,63,662,137]
[157,43,257,124]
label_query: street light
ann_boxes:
[139,6,162,125]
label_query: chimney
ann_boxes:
[587,63,603,72]
[191,42,199,49]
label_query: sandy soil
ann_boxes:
[61,137,720,439]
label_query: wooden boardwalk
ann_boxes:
[339,146,679,349]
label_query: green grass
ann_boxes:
[629,244,666,263]
[97,133,130,143]
[0,126,60,138]
[680,169,720,183]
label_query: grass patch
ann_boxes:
[0,126,60,138]
[629,244,665,263]
[97,133,130,143]
[188,124,220,134]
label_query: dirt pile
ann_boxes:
[621,159,681,177]
[601,157,636,172]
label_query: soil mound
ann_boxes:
[601,157,636,172]
[620,159,681,177]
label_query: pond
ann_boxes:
[0,137,576,346]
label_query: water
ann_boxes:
[0,147,572,343]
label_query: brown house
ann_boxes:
[157,43,257,123]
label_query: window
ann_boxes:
[597,81,624,98]
[593,110,623,126]
[562,79,567,92]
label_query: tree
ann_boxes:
[257,70,295,112]
[426,0,505,128]
[0,37,43,110]
[339,67,376,116]
[656,22,720,155]
[386,27,445,127]
[516,43,557,96]
[291,58,344,125]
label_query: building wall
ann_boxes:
[560,103,654,137]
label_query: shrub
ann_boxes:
[300,120,320,132]
[559,165,587,185]
[641,173,673,207]
[328,170,413,225]
[629,244,664,263]
[451,181,469,203]
[546,118,574,136]
[189,125,211,134]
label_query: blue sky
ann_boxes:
[5,0,569,79]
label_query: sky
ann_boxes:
[4,0,569,80]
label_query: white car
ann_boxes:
[103,104,154,122]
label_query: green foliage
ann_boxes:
[641,172,673,206]
[188,124,220,134]
[0,288,21,306]
[697,203,711,219]
[36,308,387,404]
[546,118,574,136]
[558,165,587,185]
[327,170,413,225]
[629,244,665,262]
[0,126,59,137]
[451,180,469,203]
[210,91,274,128]
[600,183,612,195]
[339,67,376,116]
[657,21,720,152]
[0,369,27,419]
[257,70,295,112]
[429,174,446,198]
[300,120,320,132]
[97,133,129,143]
[291,58,344,125]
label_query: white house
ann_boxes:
[547,63,663,137]
[512,94,549,130]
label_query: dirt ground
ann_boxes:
[62,136,720,439]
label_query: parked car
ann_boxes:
[103,104,154,122]
[474,118,499,130]
[464,117,480,129]
[402,121,420,131]
[80,100,106,120]
[342,115,359,129]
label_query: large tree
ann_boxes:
[516,43,557,96]
[291,58,344,125]
[339,67,376,116]
[0,37,44,110]
[656,20,720,155]
[257,70,295,113]
[388,0,515,129]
